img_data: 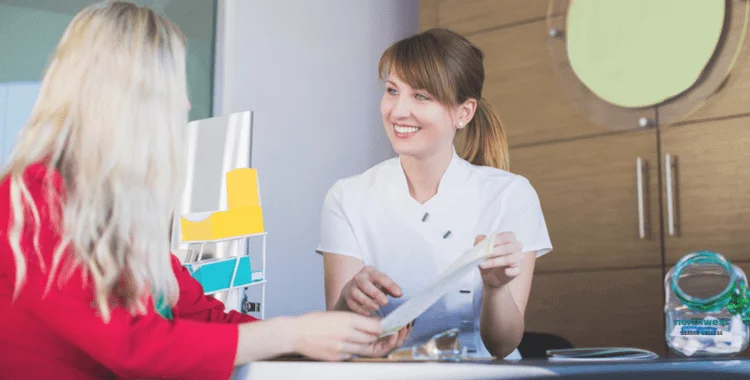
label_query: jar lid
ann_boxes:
[672,250,736,312]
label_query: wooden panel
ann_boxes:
[526,267,666,356]
[510,129,661,272]
[419,0,440,31]
[683,27,750,122]
[437,0,549,36]
[661,117,750,265]
[468,20,657,146]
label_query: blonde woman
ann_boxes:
[0,3,405,379]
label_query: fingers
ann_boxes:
[340,338,400,359]
[345,266,398,314]
[476,232,519,251]
[349,286,381,312]
[356,277,390,305]
[479,250,523,270]
[332,315,410,360]
[368,270,402,298]
[485,240,524,260]
[395,324,411,347]
[344,328,381,345]
[505,266,523,277]
[337,342,371,360]
[494,231,516,245]
[374,333,400,357]
[348,314,384,336]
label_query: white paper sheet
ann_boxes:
[380,235,495,336]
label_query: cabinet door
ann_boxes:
[435,0,549,35]
[467,19,657,147]
[510,129,661,272]
[660,117,750,265]
[525,267,666,356]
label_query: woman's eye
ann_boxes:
[415,93,430,101]
[387,87,398,95]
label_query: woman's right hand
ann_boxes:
[287,311,384,361]
[336,266,402,316]
[235,311,405,364]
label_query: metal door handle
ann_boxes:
[636,157,646,239]
[665,153,676,236]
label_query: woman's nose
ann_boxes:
[390,96,410,119]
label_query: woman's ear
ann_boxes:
[456,98,478,129]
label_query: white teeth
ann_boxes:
[394,124,420,134]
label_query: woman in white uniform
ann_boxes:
[317,28,552,360]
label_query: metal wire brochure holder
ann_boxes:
[182,231,267,319]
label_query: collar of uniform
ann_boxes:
[391,146,470,206]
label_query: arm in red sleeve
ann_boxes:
[171,254,258,324]
[24,284,240,380]
[1,166,241,379]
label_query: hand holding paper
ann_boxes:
[476,232,525,288]
[337,266,403,316]
[379,234,498,336]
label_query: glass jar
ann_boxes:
[665,251,750,357]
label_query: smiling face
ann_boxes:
[380,72,461,160]
[376,29,508,170]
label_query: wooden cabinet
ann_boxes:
[510,129,662,272]
[419,0,548,36]
[514,115,750,351]
[682,29,750,123]
[526,267,666,356]
[468,20,656,147]
[437,0,548,35]
[420,0,750,357]
[659,117,750,266]
[468,21,617,147]
[419,0,439,30]
[422,0,648,146]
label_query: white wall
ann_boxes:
[216,0,419,317]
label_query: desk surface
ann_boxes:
[232,357,750,380]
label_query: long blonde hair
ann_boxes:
[2,2,188,321]
[378,28,510,170]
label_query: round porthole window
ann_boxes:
[547,0,748,129]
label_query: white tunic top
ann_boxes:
[316,150,553,359]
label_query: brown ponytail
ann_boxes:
[457,97,509,171]
[378,28,510,171]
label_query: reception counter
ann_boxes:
[231,357,750,379]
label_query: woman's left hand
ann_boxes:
[474,232,524,289]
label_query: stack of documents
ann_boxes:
[546,347,659,362]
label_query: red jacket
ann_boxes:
[0,163,258,379]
